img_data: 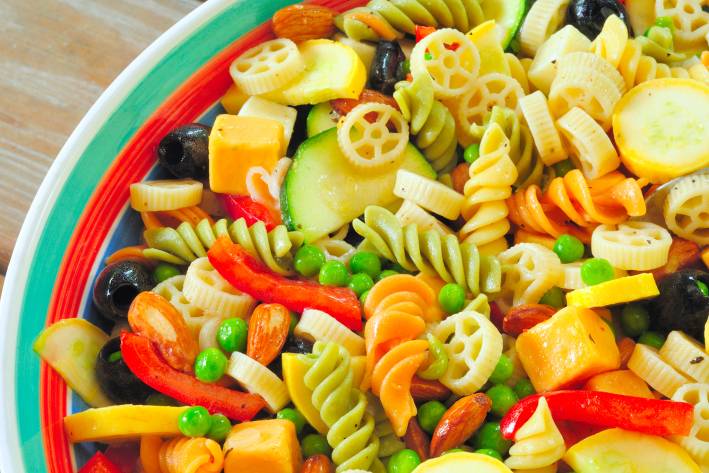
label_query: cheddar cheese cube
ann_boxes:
[516,306,620,392]
[208,114,283,195]
[223,419,302,473]
[584,369,654,398]
[239,96,297,154]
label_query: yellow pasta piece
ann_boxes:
[527,25,591,95]
[229,38,305,95]
[518,0,571,56]
[591,222,672,271]
[505,398,565,471]
[394,170,465,220]
[498,243,563,306]
[590,14,629,68]
[660,331,709,383]
[627,343,692,397]
[226,351,290,412]
[395,200,453,236]
[519,91,566,166]
[555,107,619,179]
[295,309,365,356]
[671,383,709,467]
[130,179,203,212]
[664,174,709,246]
[182,257,255,319]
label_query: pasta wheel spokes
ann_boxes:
[655,0,709,49]
[671,383,709,466]
[663,173,709,245]
[337,103,409,170]
[498,243,563,306]
[229,38,305,96]
[410,28,480,99]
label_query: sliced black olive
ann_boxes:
[96,337,153,404]
[650,269,709,342]
[93,261,152,321]
[282,335,314,355]
[567,0,633,40]
[369,41,406,95]
[157,123,210,179]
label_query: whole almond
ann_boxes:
[272,4,336,43]
[502,304,556,337]
[430,393,491,457]
[648,238,700,282]
[410,376,451,402]
[301,454,334,473]
[404,418,430,461]
[331,89,400,118]
[618,337,636,368]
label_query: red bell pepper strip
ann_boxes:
[221,195,280,230]
[120,332,266,421]
[208,237,363,331]
[78,452,122,473]
[415,25,436,43]
[500,390,694,439]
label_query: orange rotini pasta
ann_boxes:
[140,435,224,473]
[507,169,647,243]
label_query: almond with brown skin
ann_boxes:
[404,417,430,461]
[647,238,700,282]
[330,89,400,117]
[618,337,636,368]
[272,4,336,43]
[451,163,470,194]
[502,304,556,337]
[410,376,451,402]
[301,454,334,473]
[430,393,491,457]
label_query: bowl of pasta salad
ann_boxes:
[1,0,708,471]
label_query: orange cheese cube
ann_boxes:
[584,369,654,398]
[223,419,302,473]
[208,114,283,195]
[516,306,620,392]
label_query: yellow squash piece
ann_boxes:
[413,452,513,473]
[516,306,620,392]
[208,114,283,195]
[584,369,654,398]
[220,83,250,114]
[223,419,302,473]
[467,21,511,76]
[613,78,709,183]
[566,273,659,308]
[262,39,366,106]
[64,405,188,443]
[564,428,702,473]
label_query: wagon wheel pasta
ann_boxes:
[229,38,305,95]
[664,173,709,245]
[591,222,672,271]
[498,243,563,306]
[672,383,709,467]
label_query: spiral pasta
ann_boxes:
[498,243,563,306]
[672,383,709,468]
[460,123,518,255]
[353,206,502,296]
[663,173,709,246]
[591,222,672,271]
[393,74,458,172]
[141,436,224,473]
[301,341,385,473]
[369,395,405,459]
[334,0,484,42]
[507,169,647,243]
[505,397,566,471]
[143,217,303,275]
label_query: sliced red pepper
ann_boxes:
[221,194,280,230]
[78,452,122,473]
[444,42,460,51]
[489,301,504,332]
[120,332,266,421]
[207,237,363,331]
[500,390,694,440]
[415,25,436,43]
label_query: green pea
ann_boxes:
[360,290,370,307]
[418,333,449,380]
[696,280,709,297]
[146,393,180,406]
[277,407,307,435]
[349,251,382,279]
[638,331,666,349]
[349,273,375,297]
[107,351,122,363]
[552,159,575,177]
[194,348,228,383]
[207,414,231,442]
[319,260,350,287]
[486,384,519,417]
[288,312,299,335]
[417,401,447,434]
[464,144,481,164]
[620,303,650,337]
[553,234,585,263]
[475,448,503,461]
[153,263,181,283]
[654,15,674,31]
[439,283,466,314]
[217,318,248,353]
[489,354,514,385]
[539,286,566,309]
[295,245,326,277]
[513,378,536,399]
[388,449,421,473]
[301,433,331,458]
[378,269,399,281]
[178,406,212,437]
[580,258,615,286]
[473,421,513,455]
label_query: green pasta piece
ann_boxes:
[353,206,502,296]
[299,342,386,473]
[394,75,458,173]
[367,393,405,459]
[637,27,687,64]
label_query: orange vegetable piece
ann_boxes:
[451,163,470,194]
[371,339,429,396]
[223,419,302,473]
[247,303,290,366]
[584,369,653,398]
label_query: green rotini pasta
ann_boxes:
[300,342,386,473]
[394,75,458,173]
[143,218,304,275]
[367,394,405,459]
[470,106,543,188]
[353,206,502,296]
[335,0,484,42]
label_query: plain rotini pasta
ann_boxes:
[519,91,566,166]
[182,257,256,319]
[459,123,518,255]
[507,170,647,243]
[130,179,203,212]
[393,74,458,172]
[591,222,672,271]
[368,395,405,459]
[300,341,385,473]
[353,206,502,296]
[505,397,565,471]
[393,169,465,220]
[637,26,688,64]
[663,173,709,245]
[429,309,503,396]
[226,351,290,412]
[672,383,709,467]
[143,217,304,275]
[313,235,357,263]
[464,293,492,318]
[334,0,484,42]
[505,53,532,94]
[628,343,692,398]
[498,243,563,306]
[660,331,709,383]
[140,435,224,473]
[518,0,570,57]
